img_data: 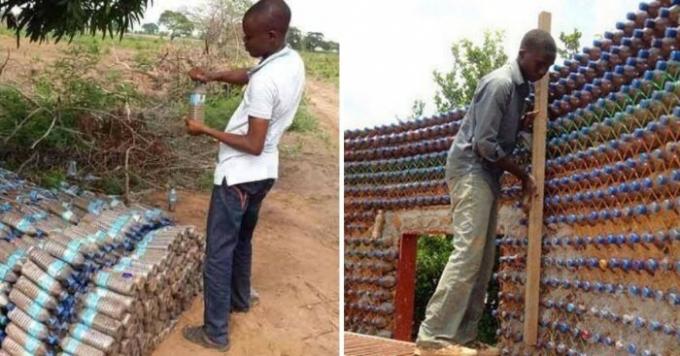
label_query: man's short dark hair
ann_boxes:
[245,0,291,34]
[520,29,557,54]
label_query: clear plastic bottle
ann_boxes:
[59,336,105,356]
[80,292,127,320]
[20,260,63,296]
[42,240,85,267]
[9,288,51,322]
[28,247,74,281]
[167,188,177,213]
[91,270,139,296]
[77,307,123,339]
[189,82,206,122]
[1,334,35,356]
[5,322,48,355]
[69,323,115,353]
[7,307,49,340]
[14,276,60,310]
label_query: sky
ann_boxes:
[138,0,340,41]
[341,0,641,130]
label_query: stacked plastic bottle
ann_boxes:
[344,0,680,347]
[0,167,204,355]
[494,1,680,355]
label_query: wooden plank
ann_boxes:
[345,332,415,356]
[523,11,551,347]
[393,233,418,341]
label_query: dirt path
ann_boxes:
[148,80,339,356]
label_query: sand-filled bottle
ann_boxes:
[80,292,128,320]
[69,322,116,353]
[8,307,49,340]
[5,322,48,355]
[1,334,38,356]
[91,270,140,296]
[9,288,51,322]
[42,240,85,267]
[13,276,60,310]
[20,260,63,296]
[28,247,74,282]
[77,307,123,338]
[60,336,105,356]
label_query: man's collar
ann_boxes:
[510,59,527,86]
[249,45,292,76]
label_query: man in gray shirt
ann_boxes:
[415,29,556,356]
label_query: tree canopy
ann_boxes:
[0,0,151,44]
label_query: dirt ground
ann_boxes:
[146,79,340,356]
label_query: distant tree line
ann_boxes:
[286,27,338,52]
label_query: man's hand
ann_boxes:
[185,117,207,136]
[188,67,210,83]
[521,173,538,199]
[521,110,539,131]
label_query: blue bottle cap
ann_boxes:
[639,2,649,11]
[626,12,636,21]
[667,28,679,38]
[622,38,633,47]
[644,19,655,29]
[672,50,680,61]
[653,39,663,48]
[661,8,670,18]
[614,65,625,75]
[616,22,626,30]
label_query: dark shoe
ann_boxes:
[182,325,230,352]
[231,288,260,313]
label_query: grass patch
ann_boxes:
[288,100,318,133]
[37,169,66,189]
[197,170,215,191]
[203,90,244,130]
[300,51,339,86]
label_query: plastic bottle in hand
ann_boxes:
[168,188,177,212]
[189,83,206,122]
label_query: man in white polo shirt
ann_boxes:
[181,0,304,351]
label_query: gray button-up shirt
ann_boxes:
[445,59,530,194]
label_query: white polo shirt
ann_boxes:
[213,46,305,186]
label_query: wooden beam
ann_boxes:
[523,11,551,347]
[393,233,418,341]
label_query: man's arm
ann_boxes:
[472,80,536,196]
[188,67,250,86]
[186,117,269,156]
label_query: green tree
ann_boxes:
[304,31,325,51]
[0,0,150,43]
[557,28,582,59]
[287,26,304,50]
[433,30,508,112]
[410,99,425,119]
[159,10,194,40]
[142,23,159,35]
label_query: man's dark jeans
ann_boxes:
[203,178,275,346]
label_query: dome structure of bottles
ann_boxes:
[345,1,680,354]
[0,167,203,355]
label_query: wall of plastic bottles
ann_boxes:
[0,167,203,355]
[345,1,680,353]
